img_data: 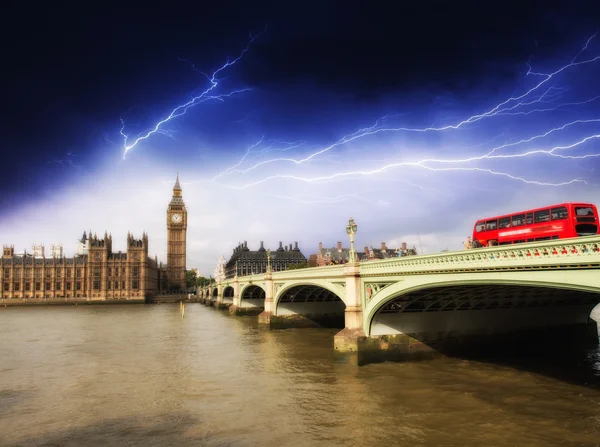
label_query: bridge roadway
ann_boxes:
[199,236,600,363]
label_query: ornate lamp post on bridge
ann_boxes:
[266,249,272,273]
[346,217,358,264]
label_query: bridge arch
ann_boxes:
[274,281,346,308]
[275,282,346,327]
[365,274,600,337]
[239,283,265,296]
[240,284,265,309]
[223,286,234,303]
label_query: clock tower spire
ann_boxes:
[166,173,187,292]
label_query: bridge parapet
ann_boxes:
[229,264,347,283]
[359,236,600,277]
[269,264,346,280]
[240,273,264,283]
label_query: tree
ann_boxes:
[186,270,198,289]
[286,261,310,270]
[196,276,213,288]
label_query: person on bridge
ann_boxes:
[464,236,473,250]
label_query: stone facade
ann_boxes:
[0,175,186,301]
[225,241,306,278]
[166,174,187,291]
[1,232,159,301]
[166,174,187,292]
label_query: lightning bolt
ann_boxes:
[225,129,600,189]
[265,193,373,208]
[120,28,266,158]
[212,137,306,180]
[212,136,265,180]
[48,152,81,169]
[264,179,447,208]
[211,34,600,191]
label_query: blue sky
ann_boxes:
[1,3,599,275]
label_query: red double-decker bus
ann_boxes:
[472,202,599,247]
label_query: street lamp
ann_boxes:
[346,217,358,263]
[266,249,271,273]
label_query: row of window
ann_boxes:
[1,268,86,279]
[93,280,139,290]
[1,265,141,278]
[4,280,141,292]
[476,206,569,232]
[4,282,82,291]
[234,264,291,275]
[93,267,140,278]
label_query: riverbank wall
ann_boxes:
[0,298,146,307]
[0,294,201,307]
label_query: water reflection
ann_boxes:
[0,304,598,446]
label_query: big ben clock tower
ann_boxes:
[166,173,187,291]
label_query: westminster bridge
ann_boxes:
[198,236,600,362]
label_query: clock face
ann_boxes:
[171,213,182,224]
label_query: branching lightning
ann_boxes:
[209,34,600,194]
[212,137,306,179]
[120,28,266,158]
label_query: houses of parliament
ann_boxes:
[0,176,187,302]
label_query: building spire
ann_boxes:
[174,172,181,191]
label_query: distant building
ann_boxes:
[31,244,45,259]
[315,241,415,266]
[225,241,307,278]
[30,244,63,259]
[50,244,63,258]
[1,232,159,301]
[76,232,90,256]
[316,241,351,266]
[0,175,190,301]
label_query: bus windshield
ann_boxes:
[575,206,595,217]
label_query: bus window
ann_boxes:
[486,220,497,230]
[475,221,485,232]
[512,214,525,226]
[575,206,594,217]
[525,213,533,224]
[534,209,550,223]
[498,217,510,229]
[551,206,568,220]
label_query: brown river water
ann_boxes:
[1,304,599,447]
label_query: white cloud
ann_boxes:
[1,150,597,279]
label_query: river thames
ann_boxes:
[1,304,599,446]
